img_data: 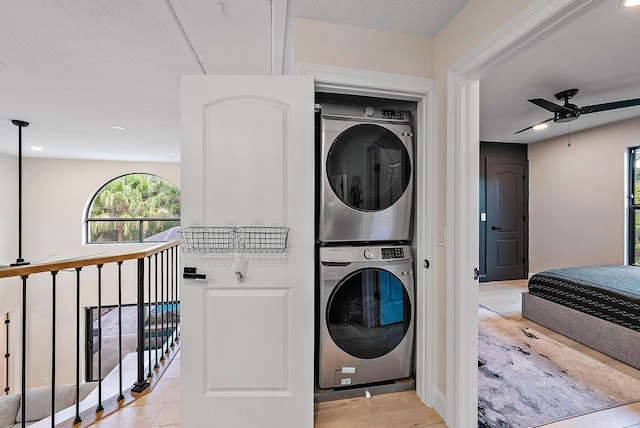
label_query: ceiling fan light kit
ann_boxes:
[515,88,640,134]
[621,0,640,7]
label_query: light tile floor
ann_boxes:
[89,351,181,428]
[88,280,640,427]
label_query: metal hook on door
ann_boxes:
[235,255,248,283]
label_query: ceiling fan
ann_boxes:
[514,88,640,134]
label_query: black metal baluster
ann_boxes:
[164,250,170,356]
[4,313,10,395]
[175,246,180,342]
[170,247,175,348]
[50,271,58,428]
[73,268,82,424]
[96,264,104,413]
[154,253,159,369]
[147,255,152,379]
[160,251,165,362]
[117,261,124,401]
[132,257,149,393]
[20,275,28,428]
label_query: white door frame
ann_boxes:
[298,63,438,407]
[446,0,604,426]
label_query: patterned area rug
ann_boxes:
[478,306,640,428]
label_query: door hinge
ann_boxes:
[4,319,9,325]
[474,267,480,281]
[4,353,9,359]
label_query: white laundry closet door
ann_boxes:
[180,76,315,428]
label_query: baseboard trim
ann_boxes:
[433,387,447,423]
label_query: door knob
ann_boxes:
[491,226,502,230]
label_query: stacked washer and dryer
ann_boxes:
[317,103,416,389]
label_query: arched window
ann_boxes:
[86,173,180,243]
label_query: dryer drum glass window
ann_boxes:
[326,268,412,359]
[326,124,411,212]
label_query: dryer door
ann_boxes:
[326,124,411,212]
[326,267,412,359]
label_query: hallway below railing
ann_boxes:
[88,350,181,428]
[0,240,180,428]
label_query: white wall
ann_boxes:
[292,18,435,78]
[0,157,179,388]
[528,116,640,273]
[0,153,18,271]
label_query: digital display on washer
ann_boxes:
[381,109,405,120]
[382,248,404,259]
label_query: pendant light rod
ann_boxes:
[11,119,30,267]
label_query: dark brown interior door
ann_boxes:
[487,160,526,281]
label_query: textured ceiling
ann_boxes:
[0,0,469,162]
[0,0,200,162]
[290,0,471,35]
[1,0,638,162]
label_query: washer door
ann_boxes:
[326,124,411,212]
[326,268,412,359]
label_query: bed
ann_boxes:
[522,265,640,370]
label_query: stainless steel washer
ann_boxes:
[318,245,414,389]
[319,104,414,243]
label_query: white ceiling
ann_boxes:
[1,0,639,163]
[480,0,640,144]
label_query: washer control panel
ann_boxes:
[381,247,405,259]
[320,245,412,263]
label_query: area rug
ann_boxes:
[478,305,640,428]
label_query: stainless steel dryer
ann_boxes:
[318,245,414,389]
[319,104,414,243]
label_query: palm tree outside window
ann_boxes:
[86,173,180,243]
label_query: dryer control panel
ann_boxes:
[381,247,405,259]
[381,109,405,120]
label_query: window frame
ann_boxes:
[85,173,180,244]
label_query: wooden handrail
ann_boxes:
[0,240,180,279]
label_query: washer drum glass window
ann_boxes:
[326,124,411,212]
[326,268,412,359]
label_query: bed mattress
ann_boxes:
[528,265,640,332]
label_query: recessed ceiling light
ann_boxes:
[30,146,43,151]
[111,125,127,130]
[532,123,548,130]
[621,0,640,7]
[168,152,176,156]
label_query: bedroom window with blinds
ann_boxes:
[629,147,640,265]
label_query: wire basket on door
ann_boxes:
[234,227,290,254]
[178,227,236,253]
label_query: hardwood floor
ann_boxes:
[88,280,640,427]
[314,390,445,428]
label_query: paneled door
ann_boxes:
[487,159,527,281]
[180,76,315,427]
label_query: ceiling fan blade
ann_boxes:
[514,117,554,134]
[580,98,640,114]
[528,98,571,113]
